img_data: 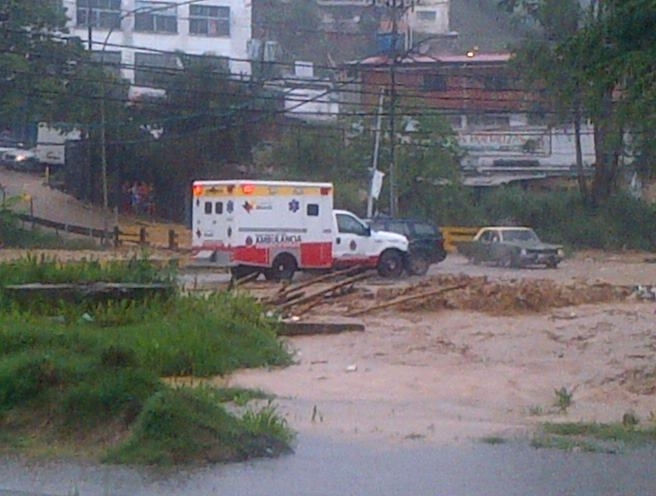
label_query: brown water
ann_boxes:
[1,435,655,496]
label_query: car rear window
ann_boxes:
[386,221,411,237]
[413,222,439,236]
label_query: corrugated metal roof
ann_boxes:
[350,52,512,67]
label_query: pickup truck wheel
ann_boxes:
[377,250,404,278]
[264,253,297,281]
[406,253,430,276]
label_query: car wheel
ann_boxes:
[264,253,297,281]
[406,253,430,276]
[499,253,520,268]
[377,250,404,278]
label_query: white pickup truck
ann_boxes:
[191,180,409,280]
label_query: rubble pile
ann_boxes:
[348,274,633,316]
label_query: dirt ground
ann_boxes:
[2,166,656,447]
[228,252,656,446]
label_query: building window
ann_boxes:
[181,53,229,74]
[90,51,122,78]
[416,10,437,22]
[483,75,515,91]
[76,0,121,30]
[422,74,447,91]
[134,52,179,88]
[466,114,510,129]
[134,1,178,33]
[189,5,230,37]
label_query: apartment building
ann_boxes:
[317,0,449,37]
[62,0,252,86]
[343,52,596,183]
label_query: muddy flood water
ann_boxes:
[1,435,655,496]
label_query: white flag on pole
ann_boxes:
[371,170,385,200]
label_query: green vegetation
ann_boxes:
[553,386,574,413]
[532,421,656,454]
[480,436,507,445]
[0,258,294,465]
[430,187,656,252]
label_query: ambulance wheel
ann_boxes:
[377,250,404,278]
[264,254,297,281]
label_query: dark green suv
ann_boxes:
[368,217,447,275]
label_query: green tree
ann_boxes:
[262,108,461,219]
[501,0,656,205]
[0,0,81,130]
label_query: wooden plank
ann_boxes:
[346,284,467,317]
[275,265,365,299]
[276,272,370,313]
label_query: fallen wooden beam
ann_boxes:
[227,270,261,290]
[277,272,370,313]
[274,265,366,300]
[277,321,365,336]
[345,283,467,317]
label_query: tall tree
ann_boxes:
[0,0,81,133]
[501,0,656,205]
[501,0,589,200]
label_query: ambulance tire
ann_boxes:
[377,249,404,278]
[264,253,297,281]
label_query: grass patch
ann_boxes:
[532,421,656,453]
[480,435,507,445]
[105,388,293,465]
[0,258,294,465]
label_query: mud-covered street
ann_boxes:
[226,251,656,445]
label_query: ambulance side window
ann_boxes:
[307,204,319,216]
[215,202,223,214]
[204,201,212,214]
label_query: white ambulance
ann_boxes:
[191,180,409,280]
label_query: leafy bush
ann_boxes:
[0,256,294,464]
[61,368,163,429]
[427,186,656,251]
[106,386,293,465]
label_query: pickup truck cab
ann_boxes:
[191,180,409,280]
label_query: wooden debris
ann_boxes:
[276,272,370,314]
[273,266,365,300]
[227,270,260,290]
[346,284,467,317]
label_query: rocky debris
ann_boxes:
[295,274,634,317]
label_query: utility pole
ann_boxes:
[367,88,385,218]
[388,0,401,217]
[87,5,92,50]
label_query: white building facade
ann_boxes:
[62,0,252,85]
